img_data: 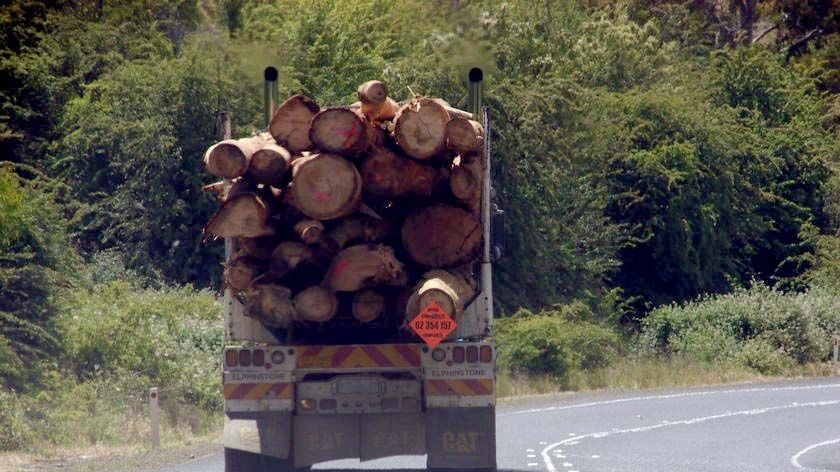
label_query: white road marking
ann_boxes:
[790,437,840,470]
[502,383,840,417]
[562,462,573,467]
[527,454,537,458]
[540,399,840,472]
[568,432,576,436]
[592,455,600,459]
[526,448,535,452]
[528,462,539,467]
[539,441,548,445]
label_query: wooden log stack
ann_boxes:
[201,80,484,341]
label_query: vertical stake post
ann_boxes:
[264,66,279,127]
[149,387,160,449]
[833,335,839,373]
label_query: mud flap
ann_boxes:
[223,412,292,459]
[426,407,496,469]
[360,413,426,461]
[293,414,359,467]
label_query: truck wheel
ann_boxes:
[224,448,311,472]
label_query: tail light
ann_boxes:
[252,349,265,366]
[225,349,238,367]
[382,397,399,410]
[479,345,493,363]
[402,397,418,410]
[319,399,337,410]
[238,349,252,366]
[452,346,465,363]
[271,350,285,364]
[466,346,479,363]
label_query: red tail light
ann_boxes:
[225,349,238,367]
[479,345,493,363]
[252,349,265,366]
[466,345,479,363]
[452,346,465,363]
[238,349,252,367]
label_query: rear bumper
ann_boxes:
[224,407,496,469]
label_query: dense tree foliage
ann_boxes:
[1,0,839,352]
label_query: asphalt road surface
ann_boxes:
[151,378,840,472]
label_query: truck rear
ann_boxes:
[218,68,498,471]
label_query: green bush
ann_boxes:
[57,281,224,414]
[495,306,621,386]
[641,283,840,373]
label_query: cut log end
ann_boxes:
[323,244,407,292]
[294,286,338,323]
[446,118,484,155]
[294,219,325,244]
[309,108,369,156]
[204,141,248,179]
[394,98,451,160]
[204,193,274,239]
[401,204,481,267]
[247,144,292,186]
[244,284,295,328]
[291,153,362,220]
[352,289,386,323]
[269,94,320,152]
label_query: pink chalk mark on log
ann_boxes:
[336,119,361,149]
[332,259,350,277]
[312,191,330,202]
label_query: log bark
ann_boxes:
[445,117,484,155]
[432,98,474,120]
[401,204,481,267]
[243,283,295,328]
[204,135,267,179]
[405,268,476,320]
[352,289,386,323]
[270,241,314,276]
[293,219,325,244]
[393,97,451,160]
[450,153,482,214]
[291,153,362,220]
[269,94,320,152]
[360,146,442,199]
[294,286,339,323]
[224,256,264,292]
[204,192,274,239]
[309,107,370,156]
[203,181,226,201]
[246,143,293,186]
[322,244,407,292]
[356,80,397,122]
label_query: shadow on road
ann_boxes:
[314,470,528,472]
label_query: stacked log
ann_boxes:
[201,81,485,341]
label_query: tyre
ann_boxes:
[224,447,311,472]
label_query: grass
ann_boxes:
[496,358,836,398]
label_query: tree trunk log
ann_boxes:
[352,289,386,323]
[293,219,325,244]
[236,236,277,260]
[393,97,451,160]
[324,214,391,250]
[445,118,484,155]
[224,256,264,292]
[309,107,371,156]
[432,98,474,120]
[450,153,482,214]
[401,204,481,267]
[204,192,274,239]
[294,286,339,323]
[269,94,320,152]
[322,244,407,292]
[270,241,314,276]
[405,268,476,320]
[246,143,293,186]
[360,146,442,199]
[243,283,295,328]
[356,80,397,122]
[204,135,267,179]
[291,153,362,220]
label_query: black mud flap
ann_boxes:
[426,407,497,470]
[360,413,426,461]
[223,413,292,459]
[293,414,359,467]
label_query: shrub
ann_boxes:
[495,306,621,387]
[641,283,840,372]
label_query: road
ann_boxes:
[151,378,840,472]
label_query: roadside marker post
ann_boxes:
[833,336,840,375]
[149,387,160,449]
